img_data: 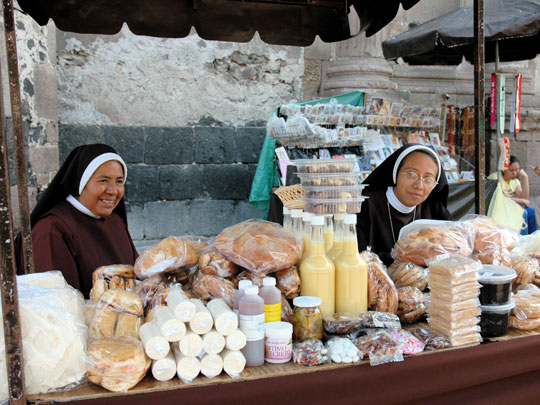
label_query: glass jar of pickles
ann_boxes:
[292,296,323,342]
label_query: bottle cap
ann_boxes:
[238,280,252,290]
[262,277,276,287]
[244,285,259,295]
[291,209,303,218]
[310,215,324,226]
[344,214,357,225]
[334,213,345,221]
[302,212,313,221]
[283,206,290,215]
[293,296,322,308]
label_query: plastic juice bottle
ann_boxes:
[299,215,336,315]
[298,212,313,265]
[283,206,292,233]
[233,279,253,314]
[335,214,368,313]
[239,285,265,367]
[324,215,334,253]
[259,277,281,323]
[328,213,345,262]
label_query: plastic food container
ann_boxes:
[264,322,293,363]
[294,158,357,174]
[302,185,366,199]
[292,296,322,342]
[478,265,516,305]
[303,197,367,214]
[297,173,361,187]
[479,300,515,337]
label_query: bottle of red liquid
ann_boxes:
[239,285,265,367]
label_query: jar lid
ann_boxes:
[480,299,515,312]
[293,296,322,308]
[265,321,293,336]
[478,265,517,284]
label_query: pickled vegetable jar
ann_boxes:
[292,296,323,342]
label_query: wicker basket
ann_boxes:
[273,185,304,209]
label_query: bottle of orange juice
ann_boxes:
[298,211,313,266]
[327,213,344,262]
[300,215,335,315]
[323,215,334,253]
[334,214,368,313]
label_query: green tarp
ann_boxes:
[249,91,364,216]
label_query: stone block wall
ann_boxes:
[59,123,266,248]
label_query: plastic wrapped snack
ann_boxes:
[292,340,328,366]
[361,248,399,314]
[191,273,237,308]
[387,329,425,355]
[89,289,144,340]
[214,219,302,274]
[512,231,540,257]
[428,254,481,278]
[90,264,136,303]
[428,305,481,323]
[447,332,482,347]
[354,331,404,366]
[275,266,301,299]
[472,249,512,267]
[392,223,473,267]
[408,327,450,351]
[429,270,480,287]
[198,246,238,278]
[510,256,538,287]
[429,284,480,303]
[512,290,540,320]
[429,297,479,312]
[325,337,362,363]
[86,336,151,392]
[388,261,429,291]
[429,319,481,337]
[461,215,519,252]
[323,313,367,335]
[397,287,425,324]
[354,311,401,330]
[134,236,207,279]
[281,295,294,323]
[134,270,190,307]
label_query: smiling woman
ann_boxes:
[18,144,138,298]
[356,144,451,266]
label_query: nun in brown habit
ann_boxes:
[357,144,451,266]
[18,144,138,298]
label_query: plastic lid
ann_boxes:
[310,215,325,226]
[291,209,303,218]
[480,299,515,312]
[293,296,322,308]
[343,213,357,225]
[265,321,293,336]
[238,280,252,290]
[283,206,290,215]
[334,213,345,221]
[263,277,276,287]
[302,212,313,221]
[478,265,517,284]
[244,285,259,295]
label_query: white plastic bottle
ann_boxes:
[239,285,265,367]
[259,277,281,323]
[233,279,253,314]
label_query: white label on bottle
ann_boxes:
[239,313,265,341]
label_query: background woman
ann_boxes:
[19,144,138,298]
[357,144,451,265]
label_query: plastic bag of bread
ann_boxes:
[461,214,519,252]
[232,270,266,288]
[361,248,398,314]
[86,336,151,392]
[90,264,136,303]
[512,230,540,257]
[134,236,207,279]
[134,269,189,307]
[281,295,294,323]
[275,266,301,299]
[392,221,473,267]
[89,289,144,340]
[408,327,450,351]
[214,219,302,274]
[510,256,538,287]
[397,287,425,324]
[472,248,512,267]
[509,290,540,330]
[199,246,238,278]
[387,261,429,291]
[191,272,237,308]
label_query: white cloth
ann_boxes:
[66,195,100,219]
[386,187,416,213]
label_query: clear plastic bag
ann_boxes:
[388,261,429,291]
[408,327,450,351]
[397,287,425,324]
[512,290,540,320]
[292,340,329,366]
[325,337,363,363]
[510,256,538,287]
[198,245,238,278]
[275,266,301,299]
[214,219,303,274]
[428,254,481,279]
[460,214,519,252]
[354,331,404,366]
[387,329,425,355]
[361,248,399,314]
[191,272,237,308]
[90,264,136,303]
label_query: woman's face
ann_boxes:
[394,152,439,207]
[78,161,125,217]
[504,162,520,180]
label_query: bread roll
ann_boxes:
[275,266,301,299]
[199,247,238,278]
[191,274,237,308]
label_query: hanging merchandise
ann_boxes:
[510,73,523,139]
[446,105,456,154]
[498,137,511,171]
[462,107,475,157]
[490,74,497,128]
[497,74,506,134]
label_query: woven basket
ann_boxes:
[274,185,304,209]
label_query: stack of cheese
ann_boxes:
[139,287,247,383]
[428,255,482,347]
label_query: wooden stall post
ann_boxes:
[474,0,486,215]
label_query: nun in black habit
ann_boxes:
[18,144,138,298]
[357,144,451,266]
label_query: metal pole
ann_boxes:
[474,0,486,214]
[3,0,34,275]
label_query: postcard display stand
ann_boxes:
[268,94,462,185]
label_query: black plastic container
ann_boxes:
[478,265,516,305]
[479,300,515,337]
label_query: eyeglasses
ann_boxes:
[400,171,438,188]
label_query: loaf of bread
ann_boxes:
[191,273,237,308]
[510,256,538,287]
[397,287,425,324]
[361,249,398,314]
[199,247,238,278]
[232,270,266,288]
[89,289,144,340]
[387,261,428,291]
[275,266,301,299]
[90,265,136,303]
[215,219,302,274]
[462,215,519,252]
[134,236,207,279]
[86,336,150,392]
